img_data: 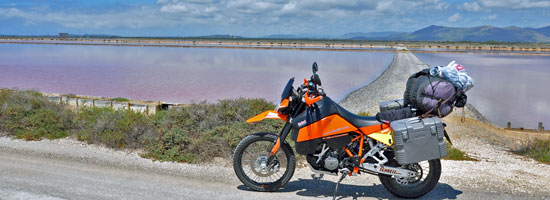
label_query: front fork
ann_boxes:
[266,122,292,165]
[266,101,305,165]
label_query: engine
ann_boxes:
[306,142,353,172]
[307,139,383,173]
[323,152,339,170]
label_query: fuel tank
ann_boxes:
[291,97,355,154]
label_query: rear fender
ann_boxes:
[246,111,288,123]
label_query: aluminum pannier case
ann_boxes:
[390,116,447,165]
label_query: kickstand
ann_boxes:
[332,172,347,200]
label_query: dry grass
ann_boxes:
[444,115,550,164]
[512,138,550,163]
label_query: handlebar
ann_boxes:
[304,91,323,106]
[299,76,325,106]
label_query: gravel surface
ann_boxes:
[441,117,550,197]
[1,136,548,200]
[1,51,549,199]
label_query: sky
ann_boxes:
[1,0,549,37]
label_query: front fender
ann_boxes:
[246,111,288,123]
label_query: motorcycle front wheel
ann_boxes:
[378,159,441,198]
[233,132,296,191]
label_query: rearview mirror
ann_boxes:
[312,74,321,86]
[312,62,318,74]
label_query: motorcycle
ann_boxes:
[233,62,442,199]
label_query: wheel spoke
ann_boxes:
[238,138,289,184]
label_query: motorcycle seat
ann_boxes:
[334,103,380,128]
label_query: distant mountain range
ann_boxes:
[342,31,406,39]
[4,25,549,43]
[189,34,243,39]
[348,25,550,42]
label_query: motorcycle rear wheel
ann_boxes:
[233,132,296,191]
[378,159,441,198]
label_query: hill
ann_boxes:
[351,25,550,42]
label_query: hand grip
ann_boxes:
[304,91,322,106]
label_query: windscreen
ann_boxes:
[280,77,295,100]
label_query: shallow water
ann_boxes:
[416,53,550,129]
[0,43,393,104]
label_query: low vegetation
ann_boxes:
[513,138,550,163]
[111,97,130,102]
[73,107,155,149]
[0,89,282,163]
[357,111,372,116]
[0,89,72,140]
[443,142,478,161]
[142,99,283,163]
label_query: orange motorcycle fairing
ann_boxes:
[296,114,357,142]
[246,110,289,123]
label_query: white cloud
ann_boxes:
[280,2,296,13]
[4,0,546,36]
[485,14,497,20]
[0,7,174,29]
[462,2,482,11]
[448,13,461,22]
[160,3,188,13]
[479,0,550,9]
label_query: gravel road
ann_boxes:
[1,51,549,200]
[1,137,548,200]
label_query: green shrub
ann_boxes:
[73,107,155,149]
[0,89,284,163]
[0,89,72,140]
[111,97,129,102]
[142,98,283,163]
[443,142,477,161]
[357,111,372,116]
[513,139,550,163]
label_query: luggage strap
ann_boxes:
[419,88,463,119]
[419,95,453,119]
[444,130,453,146]
[461,107,466,123]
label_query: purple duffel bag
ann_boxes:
[418,79,456,117]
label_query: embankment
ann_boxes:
[339,51,488,122]
[339,51,428,114]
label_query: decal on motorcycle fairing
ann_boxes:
[297,120,307,127]
[297,114,356,142]
[322,126,349,136]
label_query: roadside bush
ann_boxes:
[513,138,550,163]
[0,89,284,163]
[143,98,283,163]
[443,142,477,161]
[73,107,156,149]
[0,89,72,140]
